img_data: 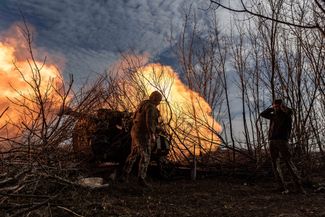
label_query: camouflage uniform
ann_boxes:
[123,92,161,183]
[260,100,304,193]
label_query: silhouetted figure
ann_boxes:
[260,99,305,194]
[122,91,162,187]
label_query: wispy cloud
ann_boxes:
[0,0,210,82]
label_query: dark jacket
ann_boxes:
[260,107,293,140]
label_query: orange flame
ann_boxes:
[0,27,64,142]
[133,64,222,155]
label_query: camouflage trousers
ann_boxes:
[123,136,152,180]
[269,140,302,189]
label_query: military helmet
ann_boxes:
[149,91,162,103]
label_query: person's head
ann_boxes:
[149,91,162,106]
[272,99,283,110]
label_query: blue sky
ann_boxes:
[0,0,217,85]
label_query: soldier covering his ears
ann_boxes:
[260,99,305,194]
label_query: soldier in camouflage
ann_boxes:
[260,99,305,194]
[123,91,162,187]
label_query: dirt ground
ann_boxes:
[53,168,325,217]
[1,163,324,217]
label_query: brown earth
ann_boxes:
[54,169,325,217]
[1,163,324,217]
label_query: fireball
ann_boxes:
[121,63,222,158]
[0,27,64,144]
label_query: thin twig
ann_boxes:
[57,206,85,217]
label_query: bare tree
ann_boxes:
[210,0,325,171]
[210,0,325,36]
[0,19,74,166]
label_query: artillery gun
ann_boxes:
[59,107,171,170]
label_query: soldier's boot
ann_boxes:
[138,177,151,188]
[273,184,289,194]
[281,188,290,195]
[272,177,289,194]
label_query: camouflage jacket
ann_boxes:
[132,100,160,135]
